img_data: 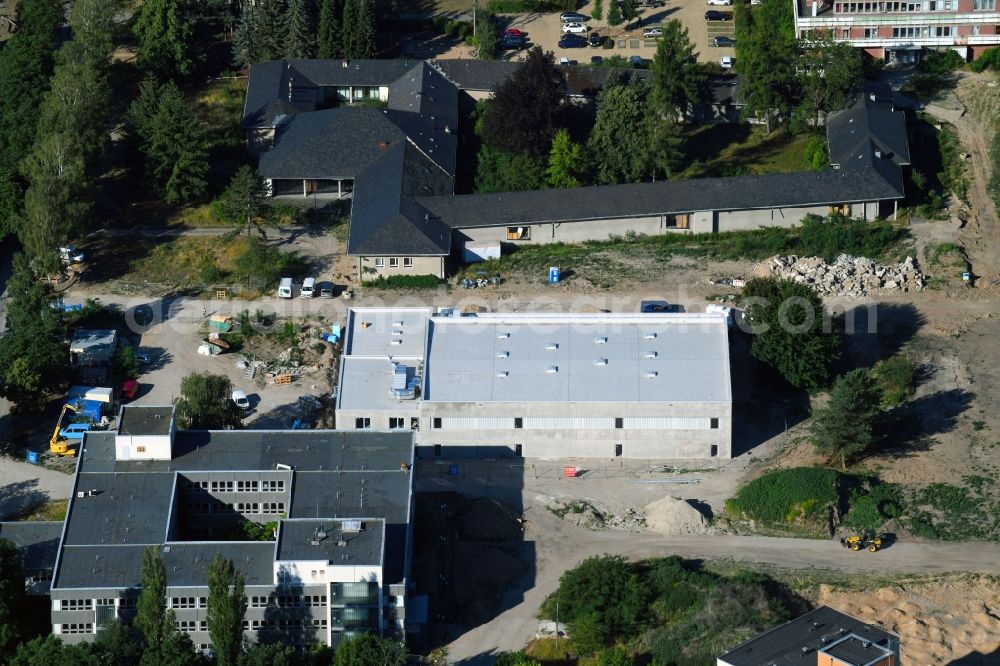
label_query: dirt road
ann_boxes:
[439,475,1000,664]
[925,73,1000,284]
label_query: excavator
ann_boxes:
[49,403,80,457]
[841,529,883,552]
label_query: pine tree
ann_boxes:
[607,0,622,26]
[207,554,247,666]
[812,369,881,470]
[254,0,286,61]
[133,0,197,81]
[232,3,259,68]
[317,0,342,57]
[342,0,375,58]
[284,0,313,58]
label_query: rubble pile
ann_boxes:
[761,254,925,297]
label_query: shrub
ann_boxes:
[199,258,224,284]
[971,46,1000,72]
[361,274,441,289]
[919,49,965,75]
[725,467,840,525]
[232,238,303,291]
[872,355,915,407]
[796,213,904,262]
[591,0,603,20]
[844,481,903,530]
[488,0,575,10]
[936,123,967,201]
[803,135,828,171]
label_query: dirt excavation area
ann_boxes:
[810,575,1000,664]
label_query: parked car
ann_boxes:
[300,276,316,298]
[231,390,250,412]
[560,11,589,21]
[589,31,602,46]
[707,0,733,5]
[705,9,731,19]
[641,0,666,6]
[319,281,335,298]
[60,422,94,440]
[136,351,151,365]
[501,34,527,49]
[503,27,523,36]
[720,55,734,68]
[591,55,603,64]
[558,34,587,48]
[713,35,736,46]
[562,22,589,33]
[629,55,645,67]
[121,380,139,402]
[278,277,293,298]
[640,300,682,313]
[642,27,663,37]
[59,245,85,264]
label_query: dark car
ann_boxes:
[705,10,732,19]
[558,34,587,48]
[640,300,683,313]
[500,34,527,49]
[591,55,603,65]
[589,31,602,46]
[642,0,665,6]
[560,11,589,21]
[713,35,736,46]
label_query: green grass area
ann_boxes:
[727,467,1000,541]
[679,126,819,179]
[464,215,907,288]
[725,468,840,534]
[18,499,68,522]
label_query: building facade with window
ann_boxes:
[794,0,1000,61]
[48,406,414,651]
[336,308,732,460]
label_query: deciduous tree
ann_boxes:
[734,0,798,131]
[479,47,566,157]
[546,129,585,189]
[0,539,24,658]
[473,9,499,60]
[70,0,120,71]
[133,0,198,81]
[798,35,863,124]
[740,276,840,389]
[207,554,247,666]
[332,634,406,666]
[475,146,546,193]
[650,20,704,117]
[135,547,172,647]
[812,368,881,469]
[175,372,242,429]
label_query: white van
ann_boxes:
[300,277,316,298]
[278,277,293,298]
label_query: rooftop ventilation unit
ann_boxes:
[593,336,607,344]
[497,351,509,358]
[644,351,658,359]
[496,371,509,378]
[390,339,402,345]
[393,320,404,327]
[545,366,558,374]
[645,370,658,378]
[644,332,657,340]
[342,520,363,533]
[545,343,559,351]
[594,358,608,366]
[497,332,510,339]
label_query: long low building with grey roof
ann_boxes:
[48,405,414,651]
[336,307,732,459]
[242,59,908,281]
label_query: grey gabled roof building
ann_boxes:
[243,58,908,264]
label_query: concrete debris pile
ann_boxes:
[761,254,924,297]
[548,498,646,532]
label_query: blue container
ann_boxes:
[549,266,560,284]
[26,450,39,465]
[448,464,459,477]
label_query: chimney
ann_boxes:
[342,60,349,68]
[874,149,882,158]
[812,0,818,16]
[870,92,877,102]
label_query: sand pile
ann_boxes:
[813,577,1000,663]
[643,496,711,535]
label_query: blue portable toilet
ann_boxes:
[549,266,560,284]
[448,464,459,477]
[26,451,38,464]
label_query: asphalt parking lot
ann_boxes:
[499,0,735,65]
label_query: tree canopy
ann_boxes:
[341,0,376,59]
[798,35,863,123]
[317,0,343,58]
[133,0,198,82]
[546,130,585,189]
[480,47,566,157]
[740,276,840,389]
[812,368,882,469]
[284,0,314,59]
[175,372,242,429]
[650,20,705,117]
[734,0,798,131]
[207,554,247,666]
[331,633,406,666]
[0,539,25,659]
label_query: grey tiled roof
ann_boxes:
[0,521,62,572]
[827,82,911,169]
[418,167,904,230]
